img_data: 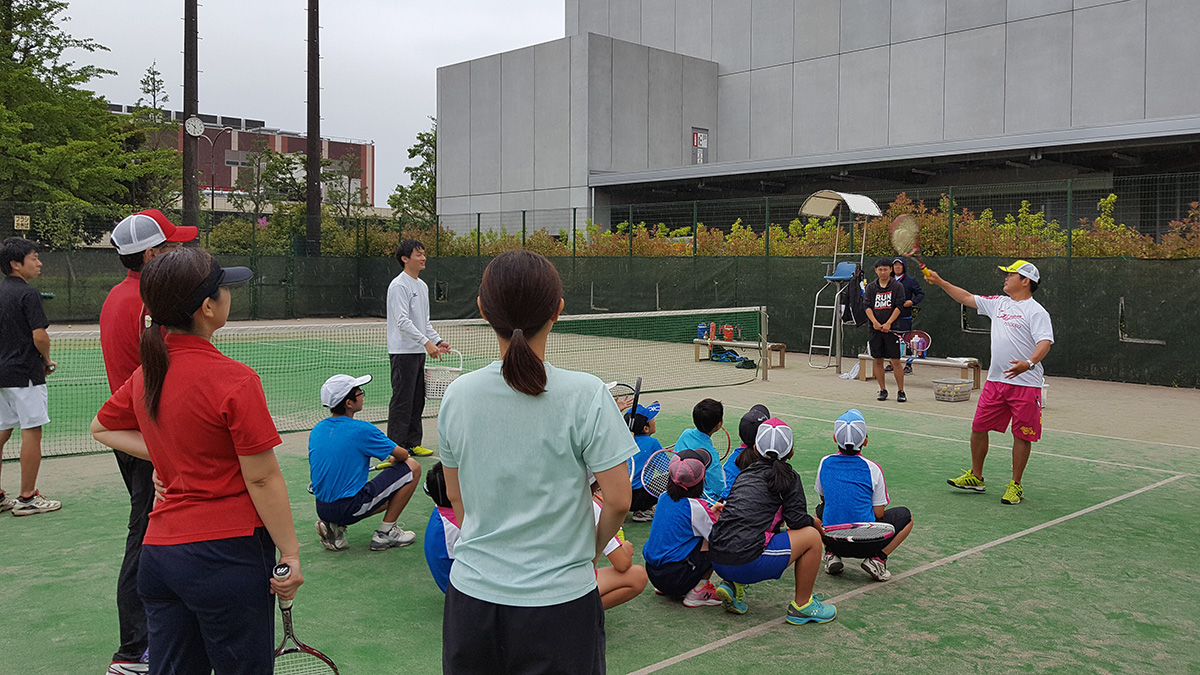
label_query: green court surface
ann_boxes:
[3,386,1198,674]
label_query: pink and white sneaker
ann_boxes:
[682,581,723,607]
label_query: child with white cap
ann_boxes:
[708,418,836,625]
[814,409,914,581]
[308,373,422,552]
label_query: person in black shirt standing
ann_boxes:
[0,238,60,516]
[864,259,907,403]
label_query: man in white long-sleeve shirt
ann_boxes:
[386,239,450,456]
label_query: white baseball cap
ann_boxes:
[110,209,198,255]
[755,418,793,459]
[320,374,372,408]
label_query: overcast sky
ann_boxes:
[65,0,565,206]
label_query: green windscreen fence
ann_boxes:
[7,307,764,459]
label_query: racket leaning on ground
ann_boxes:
[639,447,677,497]
[272,564,339,674]
[820,521,895,545]
[889,214,932,279]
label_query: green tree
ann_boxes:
[119,60,182,209]
[0,0,143,205]
[388,117,436,228]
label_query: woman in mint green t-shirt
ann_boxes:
[438,251,637,675]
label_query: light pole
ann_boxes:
[195,124,234,224]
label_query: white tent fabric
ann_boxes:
[798,191,883,218]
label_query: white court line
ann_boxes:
[627,473,1190,675]
[776,412,1198,478]
[758,390,1200,451]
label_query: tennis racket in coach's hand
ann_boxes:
[273,564,339,674]
[889,214,932,279]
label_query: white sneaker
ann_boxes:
[631,507,655,523]
[0,492,15,513]
[11,491,61,516]
[315,520,348,551]
[823,552,844,575]
[370,525,416,551]
[861,556,892,581]
[107,661,149,674]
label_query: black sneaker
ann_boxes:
[897,391,907,403]
[877,390,888,401]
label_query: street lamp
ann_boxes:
[184,117,234,223]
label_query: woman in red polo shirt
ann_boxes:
[91,247,302,675]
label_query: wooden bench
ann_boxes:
[857,354,982,389]
[693,339,787,378]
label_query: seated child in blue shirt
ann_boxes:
[674,398,725,503]
[423,462,461,593]
[309,374,422,552]
[641,456,723,608]
[624,402,663,522]
[721,404,771,501]
[814,409,914,582]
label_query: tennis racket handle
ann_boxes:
[273,563,295,611]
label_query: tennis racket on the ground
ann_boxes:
[889,214,932,279]
[820,522,895,545]
[640,448,677,497]
[273,564,339,674]
[719,428,732,461]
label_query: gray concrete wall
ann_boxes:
[437,33,718,217]
[567,0,1200,162]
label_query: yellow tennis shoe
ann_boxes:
[410,445,435,457]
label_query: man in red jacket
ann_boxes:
[100,209,196,675]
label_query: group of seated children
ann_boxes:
[636,399,914,625]
[306,373,912,624]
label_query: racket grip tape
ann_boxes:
[273,563,294,611]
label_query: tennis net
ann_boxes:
[5,306,766,459]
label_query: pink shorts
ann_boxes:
[972,380,1043,442]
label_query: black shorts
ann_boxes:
[315,463,413,526]
[820,506,912,559]
[630,487,657,512]
[645,540,712,597]
[868,330,901,360]
[443,584,605,675]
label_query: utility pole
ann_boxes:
[305,0,322,255]
[182,0,199,228]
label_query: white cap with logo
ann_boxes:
[320,374,372,408]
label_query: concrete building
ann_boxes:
[436,0,1200,229]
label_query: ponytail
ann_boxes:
[479,251,563,396]
[139,319,170,421]
[763,456,798,494]
[501,326,548,396]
